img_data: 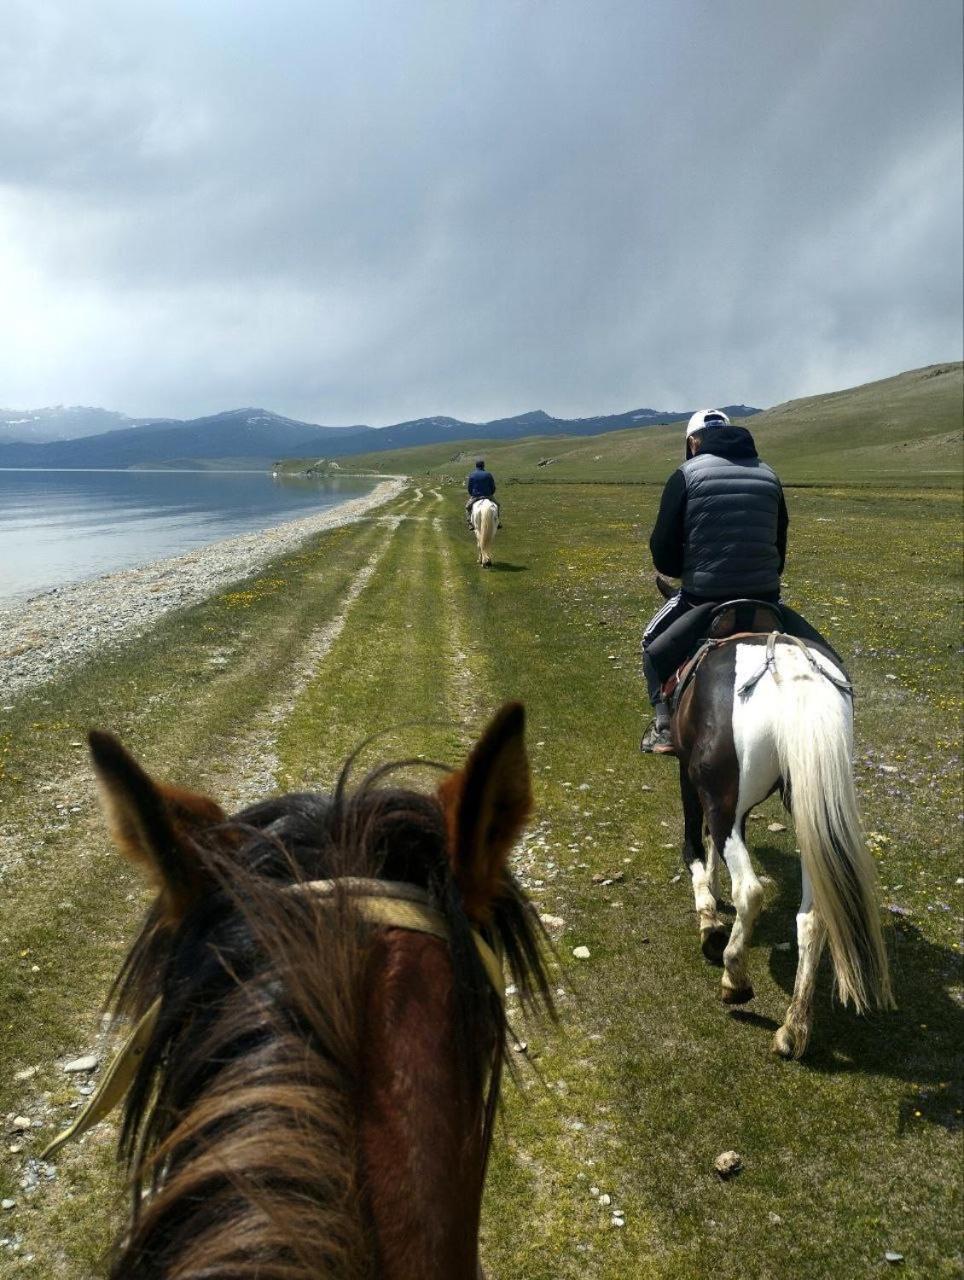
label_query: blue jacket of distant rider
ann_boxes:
[467,467,496,498]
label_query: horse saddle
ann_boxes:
[661,599,787,705]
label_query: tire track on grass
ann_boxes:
[431,506,594,1270]
[434,512,486,752]
[272,488,461,790]
[209,516,404,809]
[0,517,391,885]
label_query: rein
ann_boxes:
[43,877,506,1162]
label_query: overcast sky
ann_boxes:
[1,1,961,424]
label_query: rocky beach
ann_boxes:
[0,477,406,700]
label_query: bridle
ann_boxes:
[43,876,509,1194]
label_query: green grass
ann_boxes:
[0,478,960,1278]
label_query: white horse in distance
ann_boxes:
[471,498,498,567]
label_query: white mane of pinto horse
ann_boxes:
[472,498,498,567]
[678,638,893,1059]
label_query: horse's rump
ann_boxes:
[734,640,891,1013]
[674,635,892,1058]
[472,498,498,565]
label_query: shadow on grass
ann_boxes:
[728,1008,780,1033]
[489,562,528,573]
[751,843,964,1131]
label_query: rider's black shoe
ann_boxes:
[640,721,675,755]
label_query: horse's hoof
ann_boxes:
[771,1024,809,1060]
[721,982,754,1006]
[700,926,728,965]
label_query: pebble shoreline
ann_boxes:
[0,477,407,701]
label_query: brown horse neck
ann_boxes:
[360,928,490,1279]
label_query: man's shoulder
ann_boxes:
[684,452,781,479]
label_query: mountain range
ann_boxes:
[0,403,760,469]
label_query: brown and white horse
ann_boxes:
[471,498,498,567]
[672,633,894,1058]
[52,704,550,1279]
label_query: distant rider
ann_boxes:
[640,409,838,754]
[466,457,501,527]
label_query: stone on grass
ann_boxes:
[63,1055,98,1074]
[767,822,787,833]
[714,1150,743,1179]
[1,1199,15,1211]
[572,946,591,960]
[884,1251,904,1265]
[11,1117,31,1132]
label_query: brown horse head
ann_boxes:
[90,702,551,1279]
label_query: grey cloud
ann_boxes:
[0,0,960,422]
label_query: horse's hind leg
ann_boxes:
[773,865,826,1059]
[707,807,763,1004]
[680,768,727,963]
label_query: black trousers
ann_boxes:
[641,591,843,706]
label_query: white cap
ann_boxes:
[685,408,730,438]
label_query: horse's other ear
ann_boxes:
[88,731,225,920]
[436,702,531,921]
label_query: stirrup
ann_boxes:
[640,722,674,755]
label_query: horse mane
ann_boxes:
[106,761,551,1279]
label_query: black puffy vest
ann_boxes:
[681,451,782,597]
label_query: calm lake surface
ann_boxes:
[0,469,378,603]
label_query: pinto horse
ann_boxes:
[670,622,893,1058]
[48,704,550,1279]
[471,498,498,567]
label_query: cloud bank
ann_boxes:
[1,0,960,422]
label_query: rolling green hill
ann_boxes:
[283,363,962,487]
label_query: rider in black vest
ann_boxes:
[640,409,836,754]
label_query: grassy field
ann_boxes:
[0,477,961,1278]
[281,362,963,489]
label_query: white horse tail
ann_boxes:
[770,646,894,1013]
[476,500,496,563]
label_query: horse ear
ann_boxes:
[436,702,532,921]
[88,731,225,920]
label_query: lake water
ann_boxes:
[0,469,378,603]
